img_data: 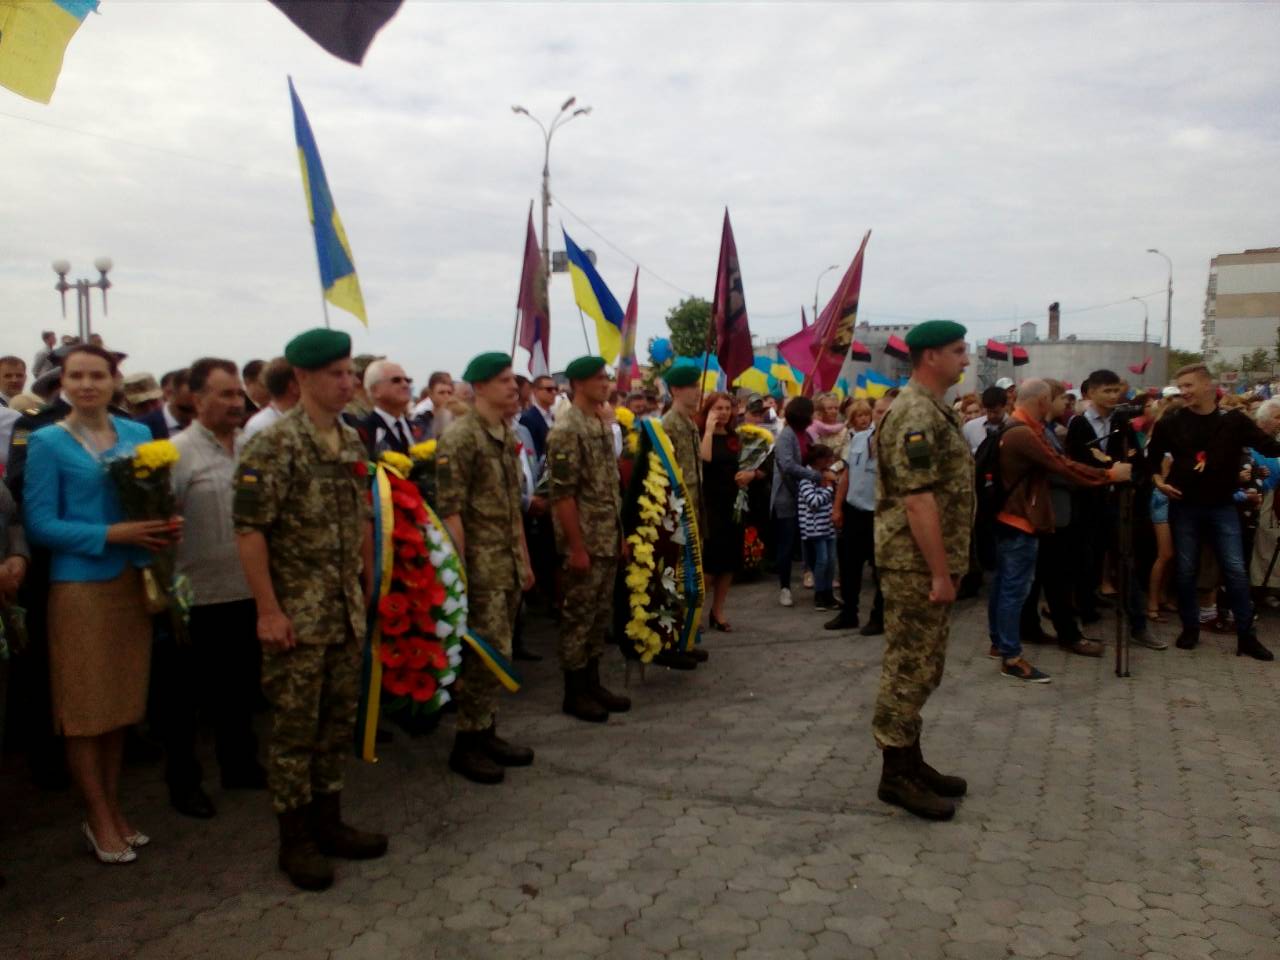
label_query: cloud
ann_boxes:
[2,1,1278,380]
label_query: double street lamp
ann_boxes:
[512,96,592,280]
[1147,247,1173,349]
[52,257,113,341]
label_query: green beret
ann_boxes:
[564,355,607,382]
[663,363,702,388]
[904,320,967,350]
[284,328,352,370]
[462,351,512,384]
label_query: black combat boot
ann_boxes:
[277,806,334,891]
[1237,632,1275,661]
[449,730,505,784]
[876,746,955,821]
[909,738,967,798]
[481,723,534,766]
[309,792,388,860]
[563,669,609,723]
[586,658,631,713]
[1175,628,1199,650]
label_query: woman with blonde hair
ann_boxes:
[807,391,851,460]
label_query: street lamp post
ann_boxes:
[512,96,592,280]
[813,264,840,321]
[1147,248,1173,350]
[1131,296,1149,385]
[52,257,112,341]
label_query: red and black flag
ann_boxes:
[885,335,910,361]
[985,338,1009,361]
[1128,358,1151,375]
[515,203,550,376]
[850,340,872,363]
[710,209,754,384]
[269,0,404,65]
[1012,346,1030,367]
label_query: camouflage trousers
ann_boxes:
[872,569,952,749]
[456,588,520,733]
[558,556,617,670]
[261,635,360,814]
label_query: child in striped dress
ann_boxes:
[798,445,839,610]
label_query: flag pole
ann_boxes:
[576,306,592,352]
[321,294,331,330]
[509,305,521,359]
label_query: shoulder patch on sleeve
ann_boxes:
[904,430,933,469]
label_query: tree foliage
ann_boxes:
[665,297,713,358]
[1168,348,1203,373]
[1241,348,1272,373]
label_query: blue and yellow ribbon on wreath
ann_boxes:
[641,419,705,652]
[356,463,395,762]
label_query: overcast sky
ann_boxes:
[2,1,1277,380]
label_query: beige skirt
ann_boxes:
[49,568,152,737]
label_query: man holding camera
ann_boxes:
[1148,364,1280,660]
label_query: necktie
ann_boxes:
[392,420,408,451]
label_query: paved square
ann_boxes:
[2,580,1278,959]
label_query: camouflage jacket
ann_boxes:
[547,403,622,558]
[233,406,371,645]
[875,381,974,574]
[661,407,702,516]
[435,410,526,591]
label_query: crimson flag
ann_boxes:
[1128,358,1151,375]
[985,338,1009,361]
[516,204,550,376]
[850,340,872,363]
[804,230,872,396]
[617,269,640,391]
[711,209,754,384]
[1012,346,1030,367]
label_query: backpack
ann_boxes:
[974,421,1030,520]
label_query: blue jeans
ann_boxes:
[988,526,1039,660]
[1169,501,1253,637]
[807,536,836,592]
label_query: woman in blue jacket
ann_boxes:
[24,345,180,864]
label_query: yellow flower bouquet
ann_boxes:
[106,439,193,640]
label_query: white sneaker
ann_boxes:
[779,588,794,607]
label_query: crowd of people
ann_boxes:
[1,320,1278,886]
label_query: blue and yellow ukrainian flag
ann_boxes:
[0,0,97,104]
[563,228,624,363]
[288,77,368,326]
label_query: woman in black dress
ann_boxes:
[698,392,761,630]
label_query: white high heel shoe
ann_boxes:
[125,831,151,848]
[81,821,137,864]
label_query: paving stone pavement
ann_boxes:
[2,580,1279,959]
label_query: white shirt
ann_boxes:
[532,402,555,429]
[963,414,1006,454]
[172,424,251,606]
[1084,405,1113,440]
[163,404,182,436]
[239,403,286,452]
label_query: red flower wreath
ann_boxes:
[381,614,412,636]
[383,667,413,697]
[379,593,410,619]
[352,461,369,478]
[408,672,438,703]
[380,640,408,669]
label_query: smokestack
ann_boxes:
[1048,301,1060,341]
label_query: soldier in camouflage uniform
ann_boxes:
[656,363,708,668]
[435,352,536,785]
[547,356,631,722]
[234,329,387,891]
[872,320,975,821]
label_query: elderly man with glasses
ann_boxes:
[352,359,423,459]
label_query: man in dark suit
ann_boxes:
[519,374,557,458]
[355,358,423,458]
[134,368,194,440]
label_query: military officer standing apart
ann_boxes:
[659,363,709,666]
[436,353,537,784]
[547,357,631,722]
[234,329,388,891]
[872,321,974,821]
